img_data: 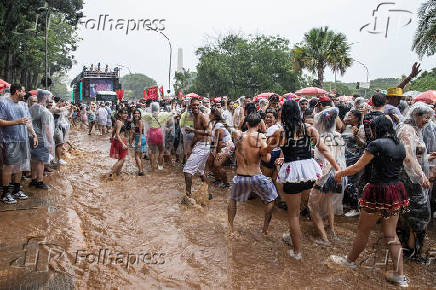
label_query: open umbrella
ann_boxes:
[184,93,202,100]
[295,87,327,96]
[282,92,297,100]
[29,90,37,96]
[413,90,436,104]
[253,92,277,102]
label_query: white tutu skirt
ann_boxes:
[277,159,322,184]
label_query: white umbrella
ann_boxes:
[403,90,421,97]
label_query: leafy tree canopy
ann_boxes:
[120,73,157,100]
[191,34,304,99]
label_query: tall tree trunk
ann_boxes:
[317,66,324,88]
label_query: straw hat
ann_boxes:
[386,88,403,97]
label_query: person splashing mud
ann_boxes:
[182,97,212,205]
[227,112,277,235]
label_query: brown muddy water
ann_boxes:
[0,129,435,289]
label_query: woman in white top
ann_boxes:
[208,108,234,188]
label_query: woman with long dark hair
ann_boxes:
[109,108,130,178]
[272,100,339,260]
[208,108,234,188]
[332,116,409,287]
[132,109,146,176]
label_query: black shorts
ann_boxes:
[1,142,28,165]
[283,181,315,194]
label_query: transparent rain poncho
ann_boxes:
[423,120,436,177]
[142,102,173,148]
[397,102,434,185]
[0,96,32,172]
[29,92,55,163]
[52,104,71,143]
[309,107,347,216]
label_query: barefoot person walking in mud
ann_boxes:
[109,109,129,178]
[182,97,212,204]
[228,112,278,235]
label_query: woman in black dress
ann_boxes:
[332,116,409,287]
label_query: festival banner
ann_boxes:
[145,86,159,99]
[115,89,124,101]
[159,86,164,99]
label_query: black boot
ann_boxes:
[411,231,428,264]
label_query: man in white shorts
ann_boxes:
[183,97,212,204]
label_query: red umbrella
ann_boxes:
[29,90,37,96]
[0,79,10,90]
[184,93,203,100]
[413,90,436,104]
[253,92,277,102]
[295,87,327,96]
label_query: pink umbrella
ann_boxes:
[413,90,436,105]
[253,92,276,102]
[295,87,327,96]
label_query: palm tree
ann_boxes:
[412,0,436,58]
[292,26,352,88]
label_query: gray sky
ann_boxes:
[70,0,435,93]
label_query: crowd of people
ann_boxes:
[0,85,71,204]
[1,64,435,287]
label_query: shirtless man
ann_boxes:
[228,112,278,235]
[182,98,212,204]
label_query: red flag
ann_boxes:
[159,86,164,99]
[116,89,124,101]
[146,86,159,100]
[177,89,183,100]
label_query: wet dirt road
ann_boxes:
[0,129,435,289]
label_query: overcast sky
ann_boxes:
[70,0,435,93]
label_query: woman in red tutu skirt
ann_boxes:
[109,108,130,177]
[331,116,409,287]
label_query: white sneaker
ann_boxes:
[58,159,67,165]
[385,270,409,287]
[330,255,356,269]
[289,249,302,260]
[345,209,360,217]
[157,165,163,171]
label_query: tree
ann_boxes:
[193,34,303,98]
[120,73,157,100]
[0,0,83,88]
[292,26,352,88]
[50,72,71,98]
[173,68,196,93]
[410,68,436,91]
[412,0,436,58]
